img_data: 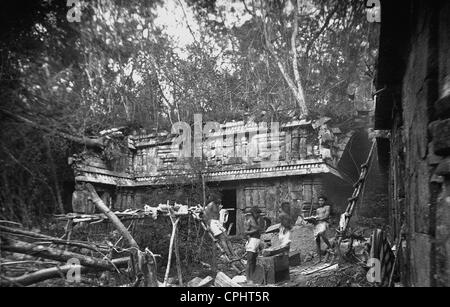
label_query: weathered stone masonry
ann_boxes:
[376,0,450,287]
[70,119,371,235]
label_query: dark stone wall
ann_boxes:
[380,0,450,286]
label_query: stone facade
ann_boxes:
[70,119,366,235]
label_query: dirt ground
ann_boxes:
[280,261,374,287]
[1,220,375,287]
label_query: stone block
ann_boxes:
[436,158,450,177]
[435,95,450,118]
[289,251,301,267]
[436,180,450,286]
[430,119,450,155]
[428,142,443,165]
[253,254,290,285]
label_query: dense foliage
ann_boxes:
[0,0,378,225]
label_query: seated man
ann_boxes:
[277,213,293,253]
[262,212,293,256]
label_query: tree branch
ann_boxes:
[0,225,109,253]
[260,2,308,117]
[241,0,256,17]
[0,257,129,287]
[0,108,105,149]
[305,4,339,57]
[1,237,114,270]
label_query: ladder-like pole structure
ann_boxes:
[198,219,245,273]
[335,139,377,260]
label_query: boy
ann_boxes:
[244,207,264,283]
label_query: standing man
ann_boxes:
[244,207,264,283]
[310,196,332,262]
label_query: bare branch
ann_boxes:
[260,1,308,117]
[241,0,256,17]
[1,237,114,270]
[0,257,129,287]
[305,4,339,57]
[0,108,105,149]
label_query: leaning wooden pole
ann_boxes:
[164,207,180,286]
[86,184,138,248]
[85,183,158,287]
[174,228,183,286]
[201,173,206,207]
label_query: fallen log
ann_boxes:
[0,257,129,287]
[0,225,60,241]
[0,225,109,253]
[0,237,114,270]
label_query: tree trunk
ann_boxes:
[291,0,308,116]
[260,1,309,117]
[44,137,65,214]
[0,257,129,287]
[1,237,114,270]
[0,225,109,253]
